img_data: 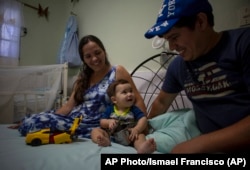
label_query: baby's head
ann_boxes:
[107,79,135,108]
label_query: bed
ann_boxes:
[0,53,201,170]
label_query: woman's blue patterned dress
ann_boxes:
[18,66,116,138]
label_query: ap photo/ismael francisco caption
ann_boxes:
[101,154,250,169]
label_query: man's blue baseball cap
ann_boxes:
[144,0,213,39]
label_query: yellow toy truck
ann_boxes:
[25,115,83,146]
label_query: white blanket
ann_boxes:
[0,125,145,170]
[0,109,201,169]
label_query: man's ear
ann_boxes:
[196,12,209,30]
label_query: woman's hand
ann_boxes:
[8,123,21,129]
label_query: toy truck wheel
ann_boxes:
[31,138,42,146]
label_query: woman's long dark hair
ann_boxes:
[73,35,110,105]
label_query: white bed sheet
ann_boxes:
[0,124,156,170]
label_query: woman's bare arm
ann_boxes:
[55,90,76,116]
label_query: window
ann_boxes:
[0,0,24,66]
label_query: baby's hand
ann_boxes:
[109,119,118,131]
[128,128,139,141]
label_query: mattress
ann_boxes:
[0,124,157,170]
[0,108,203,170]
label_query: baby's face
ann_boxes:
[114,83,135,108]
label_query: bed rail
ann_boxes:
[130,52,193,114]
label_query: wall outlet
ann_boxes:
[239,6,250,27]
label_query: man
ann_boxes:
[145,0,250,153]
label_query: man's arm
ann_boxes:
[148,90,178,119]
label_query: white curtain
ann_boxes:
[0,0,24,66]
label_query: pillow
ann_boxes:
[148,108,190,130]
[146,109,201,153]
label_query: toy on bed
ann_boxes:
[25,115,83,146]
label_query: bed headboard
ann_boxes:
[131,52,193,114]
[0,63,68,123]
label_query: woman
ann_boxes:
[15,35,147,139]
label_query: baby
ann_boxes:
[92,79,156,154]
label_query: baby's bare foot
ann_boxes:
[97,135,111,147]
[137,138,156,154]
